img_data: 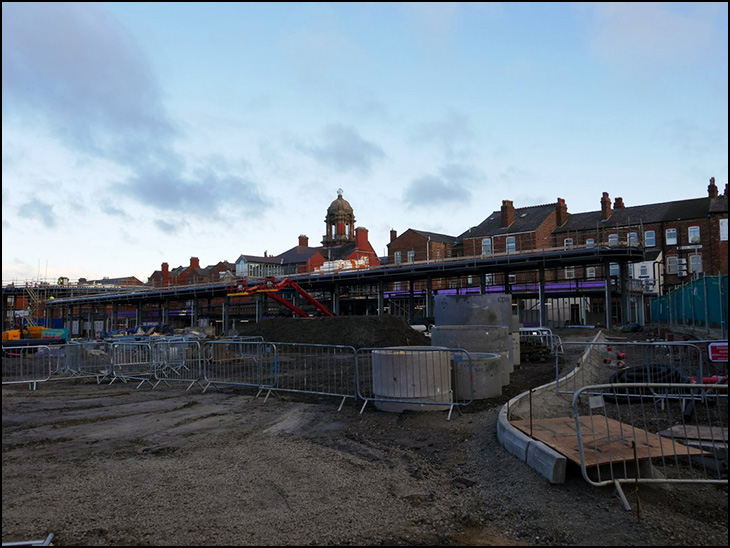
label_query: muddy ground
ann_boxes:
[2,323,728,546]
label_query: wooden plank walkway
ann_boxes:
[510,416,710,467]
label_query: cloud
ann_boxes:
[298,124,385,174]
[18,199,56,228]
[404,163,484,207]
[582,3,723,67]
[410,112,475,159]
[2,2,271,226]
[154,219,179,234]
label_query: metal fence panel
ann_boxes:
[152,339,205,390]
[110,342,155,387]
[266,342,357,409]
[557,341,706,396]
[356,347,473,420]
[2,344,53,389]
[203,340,277,392]
[60,341,113,381]
[571,382,727,508]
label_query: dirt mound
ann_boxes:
[232,316,431,348]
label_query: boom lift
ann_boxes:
[227,277,335,317]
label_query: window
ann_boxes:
[481,237,492,255]
[688,226,700,244]
[564,238,574,249]
[586,238,595,248]
[394,251,402,264]
[628,232,638,245]
[506,236,516,254]
[689,254,703,273]
[565,266,575,279]
[586,267,596,279]
[507,273,517,284]
[608,233,618,244]
[644,230,656,247]
[666,228,677,245]
[484,273,494,285]
[609,262,619,276]
[721,219,728,241]
[407,250,415,263]
[639,265,649,277]
[666,256,678,275]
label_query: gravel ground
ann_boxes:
[2,325,728,546]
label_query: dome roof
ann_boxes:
[327,189,353,215]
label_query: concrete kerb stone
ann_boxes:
[496,331,606,484]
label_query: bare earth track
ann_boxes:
[2,322,728,546]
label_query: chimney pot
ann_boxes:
[601,192,612,220]
[708,177,719,198]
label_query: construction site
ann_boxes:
[2,287,728,546]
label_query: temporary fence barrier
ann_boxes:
[152,338,205,390]
[356,347,473,420]
[264,342,357,410]
[571,382,728,510]
[110,341,155,387]
[556,340,708,396]
[203,340,277,393]
[1,344,53,390]
[519,327,563,361]
[60,341,113,382]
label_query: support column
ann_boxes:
[539,266,547,328]
[332,285,340,316]
[408,279,415,323]
[135,306,143,330]
[620,262,630,325]
[425,276,433,319]
[112,303,118,333]
[479,272,486,295]
[161,300,169,326]
[222,296,230,335]
[604,263,612,329]
[377,280,385,316]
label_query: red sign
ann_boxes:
[708,342,728,362]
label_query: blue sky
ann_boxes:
[2,2,728,283]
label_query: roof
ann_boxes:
[554,196,714,233]
[276,245,324,265]
[235,254,284,264]
[459,203,556,239]
[411,229,459,245]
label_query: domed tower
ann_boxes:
[322,188,356,247]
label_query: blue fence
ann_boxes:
[651,275,728,335]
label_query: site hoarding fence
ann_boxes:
[571,382,728,510]
[651,274,728,338]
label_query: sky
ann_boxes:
[2,2,728,284]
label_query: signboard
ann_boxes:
[708,342,728,363]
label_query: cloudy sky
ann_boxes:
[2,2,727,283]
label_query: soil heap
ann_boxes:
[232,315,431,348]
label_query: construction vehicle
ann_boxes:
[227,277,334,317]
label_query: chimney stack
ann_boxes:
[614,197,625,209]
[190,257,200,269]
[708,177,719,198]
[298,234,309,247]
[162,262,169,286]
[601,192,612,220]
[555,198,568,226]
[390,229,398,243]
[355,226,369,249]
[501,200,515,227]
